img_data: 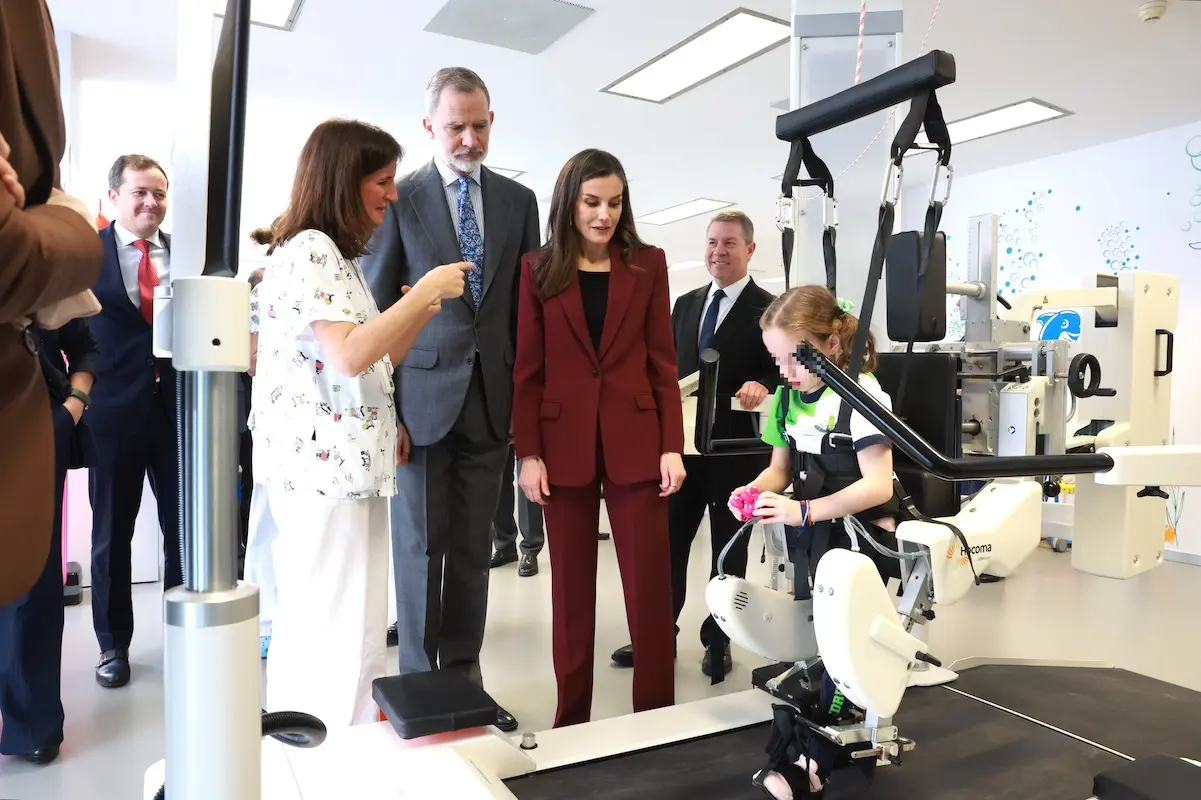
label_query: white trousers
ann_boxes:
[264,487,390,728]
[244,482,279,637]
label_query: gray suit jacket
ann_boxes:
[361,160,540,447]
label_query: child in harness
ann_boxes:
[727,285,902,799]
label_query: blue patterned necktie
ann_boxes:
[698,288,726,354]
[456,177,484,305]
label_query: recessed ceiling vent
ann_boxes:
[424,0,595,54]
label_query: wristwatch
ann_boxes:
[68,388,91,408]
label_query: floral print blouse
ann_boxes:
[248,230,397,501]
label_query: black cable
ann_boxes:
[155,711,327,799]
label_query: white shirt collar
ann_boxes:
[114,221,163,249]
[434,156,482,188]
[709,272,751,303]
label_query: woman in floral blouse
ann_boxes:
[249,119,471,727]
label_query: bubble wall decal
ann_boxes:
[1188,135,1201,172]
[997,190,1051,294]
[944,255,967,342]
[1098,222,1140,273]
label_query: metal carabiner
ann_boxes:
[776,195,794,232]
[881,162,904,206]
[822,194,839,231]
[929,162,953,206]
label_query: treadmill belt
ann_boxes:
[505,688,1125,799]
[824,689,1124,800]
[948,666,1201,761]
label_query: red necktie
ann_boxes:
[134,239,158,325]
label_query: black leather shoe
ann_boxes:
[490,550,518,568]
[517,555,538,577]
[96,649,130,688]
[386,624,398,647]
[495,707,519,732]
[21,744,60,765]
[610,640,677,669]
[701,645,733,679]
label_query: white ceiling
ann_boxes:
[44,0,1201,295]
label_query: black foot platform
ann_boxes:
[504,666,1201,800]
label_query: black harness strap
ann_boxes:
[780,136,837,294]
[834,87,952,439]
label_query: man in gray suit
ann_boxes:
[361,67,539,733]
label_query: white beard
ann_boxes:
[448,152,485,173]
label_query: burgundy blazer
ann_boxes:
[513,242,684,488]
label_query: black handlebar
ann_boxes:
[775,50,955,143]
[794,344,1116,479]
[694,349,773,456]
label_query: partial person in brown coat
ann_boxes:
[0,0,105,607]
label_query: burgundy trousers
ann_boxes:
[543,458,675,728]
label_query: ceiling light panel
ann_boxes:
[212,0,305,31]
[602,8,789,103]
[636,198,735,226]
[489,167,527,179]
[916,99,1070,147]
[668,260,706,273]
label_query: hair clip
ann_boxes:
[836,297,854,314]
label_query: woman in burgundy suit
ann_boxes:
[514,149,686,727]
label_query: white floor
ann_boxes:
[2,509,1200,800]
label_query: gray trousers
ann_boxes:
[492,444,545,557]
[390,366,508,685]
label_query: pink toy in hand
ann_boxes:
[735,488,761,522]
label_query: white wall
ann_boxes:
[902,120,1201,557]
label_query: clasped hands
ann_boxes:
[518,452,687,505]
[727,485,805,527]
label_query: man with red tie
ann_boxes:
[85,154,179,689]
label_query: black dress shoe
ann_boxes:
[495,707,519,732]
[701,645,733,679]
[21,744,60,765]
[610,640,677,669]
[517,554,538,577]
[490,550,518,568]
[95,649,130,688]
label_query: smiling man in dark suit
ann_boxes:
[85,154,180,690]
[611,210,779,681]
[361,67,539,733]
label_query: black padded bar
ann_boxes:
[795,344,1115,479]
[695,349,772,456]
[203,0,252,278]
[775,50,956,143]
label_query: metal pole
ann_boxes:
[184,371,240,593]
[788,0,804,286]
[158,1,262,797]
[945,281,987,299]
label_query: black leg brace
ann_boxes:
[753,704,828,798]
